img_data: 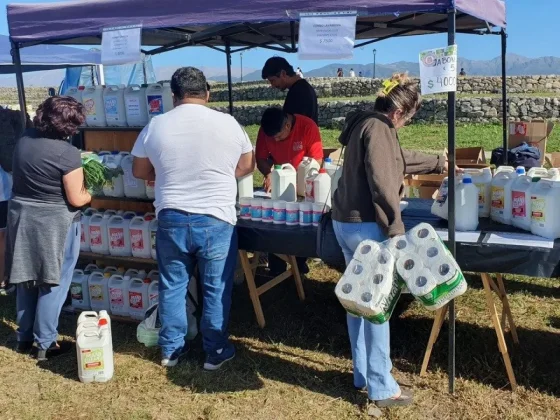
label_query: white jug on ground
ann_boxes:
[82,86,106,127]
[271,164,297,202]
[80,208,98,252]
[297,157,320,197]
[77,327,114,383]
[463,167,493,217]
[107,215,132,257]
[512,168,550,231]
[530,176,560,239]
[121,154,147,198]
[71,270,91,311]
[124,84,149,127]
[103,85,127,127]
[490,166,517,225]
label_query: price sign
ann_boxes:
[101,24,142,65]
[419,45,458,94]
[298,11,357,60]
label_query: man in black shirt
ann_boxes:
[261,57,318,124]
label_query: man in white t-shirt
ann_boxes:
[131,67,254,370]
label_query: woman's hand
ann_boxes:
[443,150,464,174]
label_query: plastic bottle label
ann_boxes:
[262,208,273,221]
[130,229,144,251]
[83,98,96,116]
[251,205,262,219]
[149,293,158,307]
[531,196,546,222]
[126,97,141,117]
[312,210,322,225]
[286,209,298,224]
[305,179,314,201]
[71,283,83,301]
[436,183,448,205]
[110,287,124,305]
[104,97,118,120]
[475,183,485,208]
[123,167,138,188]
[89,285,103,301]
[299,210,312,225]
[512,191,526,217]
[109,228,125,249]
[147,95,163,116]
[273,209,286,222]
[81,348,104,371]
[491,186,504,210]
[129,291,144,309]
[90,226,102,246]
[239,205,251,219]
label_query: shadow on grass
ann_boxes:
[463,273,560,299]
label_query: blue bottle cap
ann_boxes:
[463,175,472,184]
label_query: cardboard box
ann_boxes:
[545,152,560,168]
[456,147,486,166]
[508,121,553,165]
[403,174,446,199]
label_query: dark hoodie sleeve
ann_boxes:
[402,149,445,175]
[363,120,405,237]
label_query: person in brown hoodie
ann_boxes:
[331,73,448,409]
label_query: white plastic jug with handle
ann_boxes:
[77,327,114,383]
[80,208,98,252]
[463,167,493,217]
[271,164,297,202]
[145,180,155,200]
[89,213,110,255]
[108,215,132,257]
[530,177,560,239]
[108,274,131,316]
[146,83,173,120]
[297,157,320,197]
[456,175,479,231]
[77,310,111,330]
[88,272,111,312]
[124,84,149,126]
[237,174,254,199]
[121,154,147,198]
[304,168,319,202]
[66,86,85,105]
[129,216,152,259]
[490,166,517,224]
[71,270,91,311]
[148,280,159,308]
[128,278,150,320]
[512,168,550,231]
[313,169,332,207]
[102,151,125,197]
[82,86,106,127]
[103,85,127,127]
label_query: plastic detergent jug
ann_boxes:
[463,167,493,217]
[530,177,560,239]
[145,181,155,200]
[313,169,332,207]
[80,208,98,252]
[490,166,517,224]
[88,272,111,312]
[89,213,110,255]
[84,264,101,274]
[237,174,254,199]
[128,278,150,320]
[149,218,158,260]
[66,86,85,105]
[103,85,127,127]
[82,85,106,127]
[120,154,147,198]
[271,164,297,202]
[101,151,125,197]
[304,168,319,202]
[76,327,114,383]
[129,216,152,259]
[107,215,132,257]
[124,84,149,127]
[71,270,91,311]
[456,175,479,231]
[148,279,159,308]
[77,310,111,330]
[108,274,131,316]
[431,177,458,220]
[146,83,173,120]
[297,157,320,197]
[511,167,549,231]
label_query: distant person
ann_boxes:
[296,67,304,78]
[349,68,356,78]
[261,57,318,124]
[337,68,344,77]
[358,71,363,77]
[459,68,466,76]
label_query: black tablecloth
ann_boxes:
[237,199,560,278]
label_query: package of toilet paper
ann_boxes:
[335,241,403,324]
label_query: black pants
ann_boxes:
[268,254,309,275]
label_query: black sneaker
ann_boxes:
[203,343,235,371]
[161,344,189,367]
[16,341,34,354]
[36,341,72,361]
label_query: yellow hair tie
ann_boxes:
[382,79,399,96]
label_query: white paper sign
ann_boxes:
[298,11,356,60]
[435,230,481,243]
[101,25,142,65]
[486,232,554,249]
[419,45,457,94]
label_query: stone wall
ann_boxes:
[211,96,560,127]
[209,75,560,103]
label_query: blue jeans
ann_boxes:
[333,221,400,401]
[16,221,80,350]
[156,210,237,358]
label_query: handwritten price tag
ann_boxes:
[419,45,458,94]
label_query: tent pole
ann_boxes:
[225,39,234,115]
[501,30,508,163]
[447,8,457,395]
[11,41,27,128]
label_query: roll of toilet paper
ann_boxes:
[351,240,381,262]
[405,267,438,298]
[354,269,402,324]
[396,253,425,283]
[335,259,367,314]
[417,239,449,268]
[430,256,459,285]
[407,223,440,247]
[387,235,415,259]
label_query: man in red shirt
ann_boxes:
[256,107,323,192]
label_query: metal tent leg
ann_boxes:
[225,39,234,115]
[11,41,28,128]
[501,30,508,164]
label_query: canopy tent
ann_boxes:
[0,34,100,73]
[7,0,507,393]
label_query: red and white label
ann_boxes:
[129,291,143,309]
[512,191,526,217]
[305,179,314,201]
[109,228,125,249]
[110,287,124,305]
[90,226,102,246]
[130,229,144,251]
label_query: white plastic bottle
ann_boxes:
[304,168,319,202]
[71,269,91,311]
[129,216,152,259]
[81,85,107,127]
[80,208,98,252]
[463,167,493,217]
[456,175,479,231]
[237,174,254,199]
[148,279,159,308]
[66,86,85,105]
[108,274,131,316]
[76,325,114,383]
[121,154,147,198]
[271,164,297,202]
[145,180,156,200]
[530,176,560,239]
[107,215,132,257]
[102,151,125,197]
[124,84,149,126]
[128,278,150,320]
[297,157,320,197]
[88,272,111,312]
[89,213,110,255]
[313,169,332,207]
[146,83,173,120]
[490,166,517,224]
[149,218,158,260]
[103,85,127,127]
[511,168,549,231]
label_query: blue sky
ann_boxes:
[0,0,555,72]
